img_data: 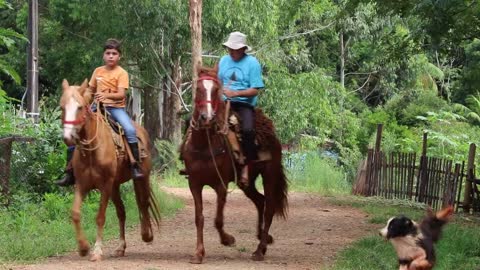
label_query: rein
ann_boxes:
[206,128,238,193]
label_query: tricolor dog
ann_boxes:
[379,206,454,270]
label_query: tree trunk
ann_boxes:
[339,31,345,88]
[189,0,202,101]
[159,58,182,145]
[143,84,160,144]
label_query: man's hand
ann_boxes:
[223,88,238,98]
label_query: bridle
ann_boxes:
[191,75,222,130]
[61,95,102,151]
[195,75,221,113]
[62,104,90,126]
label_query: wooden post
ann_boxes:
[417,132,428,203]
[0,136,34,204]
[463,143,476,213]
[374,124,383,153]
[0,138,14,198]
[189,0,202,102]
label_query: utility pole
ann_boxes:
[27,0,39,122]
[189,0,202,101]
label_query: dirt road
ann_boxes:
[12,187,375,270]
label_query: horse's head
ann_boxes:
[60,79,92,144]
[193,66,223,127]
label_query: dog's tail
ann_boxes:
[423,205,454,243]
[436,205,454,221]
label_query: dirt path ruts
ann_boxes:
[12,187,375,270]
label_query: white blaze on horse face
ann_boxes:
[63,96,80,140]
[202,79,214,120]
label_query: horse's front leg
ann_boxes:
[111,184,126,257]
[189,183,205,264]
[90,183,112,262]
[214,185,235,246]
[72,187,89,257]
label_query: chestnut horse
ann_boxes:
[181,67,288,263]
[60,79,160,261]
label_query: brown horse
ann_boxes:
[181,67,288,263]
[60,79,160,261]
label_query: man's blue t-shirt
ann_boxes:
[218,54,264,107]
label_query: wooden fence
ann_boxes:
[354,125,478,213]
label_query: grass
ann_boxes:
[327,196,480,270]
[160,150,480,270]
[0,178,183,263]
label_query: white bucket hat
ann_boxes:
[223,31,252,51]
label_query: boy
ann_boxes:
[57,38,143,186]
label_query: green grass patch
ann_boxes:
[287,152,350,195]
[328,196,480,270]
[0,179,183,263]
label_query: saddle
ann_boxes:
[182,108,276,164]
[100,110,148,160]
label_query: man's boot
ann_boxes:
[128,142,145,179]
[56,147,75,186]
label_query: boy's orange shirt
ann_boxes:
[89,65,129,108]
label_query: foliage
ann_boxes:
[0,181,184,262]
[286,151,350,195]
[7,96,66,196]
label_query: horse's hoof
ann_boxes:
[221,234,236,246]
[251,252,264,261]
[78,240,90,257]
[113,249,125,257]
[267,234,274,244]
[142,233,153,243]
[89,253,102,262]
[257,234,274,244]
[189,254,204,264]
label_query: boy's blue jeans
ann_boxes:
[105,107,138,143]
[90,103,138,143]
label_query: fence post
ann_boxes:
[374,124,383,153]
[0,137,14,200]
[417,132,428,203]
[463,143,476,213]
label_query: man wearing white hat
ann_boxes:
[218,31,265,188]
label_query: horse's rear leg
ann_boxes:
[214,185,235,246]
[111,184,126,257]
[189,184,205,264]
[242,171,274,245]
[252,170,276,261]
[72,187,89,257]
[90,185,112,262]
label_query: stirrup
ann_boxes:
[56,171,75,187]
[131,164,144,179]
[179,168,188,175]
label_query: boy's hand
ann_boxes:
[94,92,107,102]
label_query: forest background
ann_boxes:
[1,0,480,208]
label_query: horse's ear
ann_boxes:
[79,79,88,94]
[62,79,69,91]
[213,63,219,74]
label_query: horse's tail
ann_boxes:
[134,179,161,242]
[272,140,289,219]
[147,183,162,229]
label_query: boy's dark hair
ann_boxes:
[104,38,122,54]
